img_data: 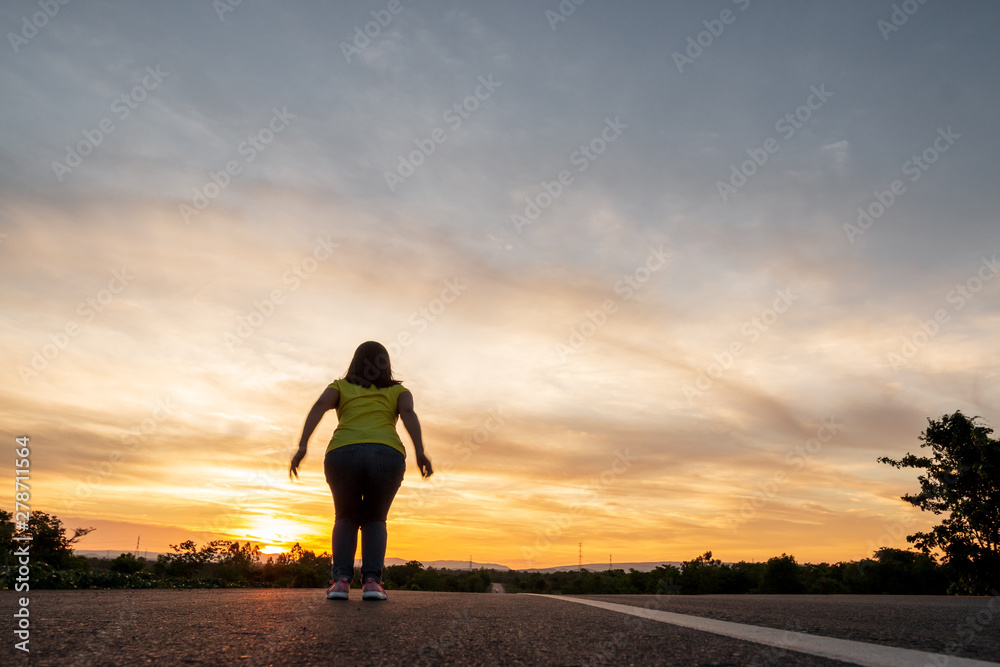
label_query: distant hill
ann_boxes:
[76,550,157,560]
[73,551,674,572]
[385,558,510,571]
[73,551,510,571]
[521,561,683,573]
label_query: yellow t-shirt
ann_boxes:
[325,378,409,457]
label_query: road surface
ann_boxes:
[2,590,998,665]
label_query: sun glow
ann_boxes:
[242,517,305,551]
[259,545,287,555]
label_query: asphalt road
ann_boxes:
[578,593,1000,662]
[1,590,997,666]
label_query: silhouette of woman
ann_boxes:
[290,341,432,600]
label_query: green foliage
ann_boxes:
[212,540,262,583]
[382,560,425,589]
[865,548,947,594]
[154,540,216,579]
[109,552,145,574]
[680,551,729,594]
[0,510,13,560]
[0,509,971,594]
[380,562,492,593]
[879,411,1000,594]
[0,509,92,570]
[487,564,687,595]
[759,554,804,594]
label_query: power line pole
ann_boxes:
[135,535,140,557]
[609,554,612,571]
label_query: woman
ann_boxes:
[290,341,432,601]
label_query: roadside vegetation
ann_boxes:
[3,410,996,595]
[0,514,960,595]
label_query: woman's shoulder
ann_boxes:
[332,378,407,394]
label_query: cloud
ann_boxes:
[3,0,999,567]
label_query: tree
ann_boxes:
[879,411,1000,594]
[154,539,216,579]
[679,551,728,594]
[109,552,145,574]
[0,509,93,569]
[759,554,804,594]
[0,509,14,564]
[863,548,946,595]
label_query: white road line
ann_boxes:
[530,595,999,667]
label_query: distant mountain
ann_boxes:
[73,551,672,573]
[76,550,158,560]
[73,551,511,571]
[520,561,683,573]
[386,558,510,571]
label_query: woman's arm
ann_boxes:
[289,386,339,480]
[397,391,433,478]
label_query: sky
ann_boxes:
[2,0,998,569]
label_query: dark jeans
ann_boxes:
[324,443,405,583]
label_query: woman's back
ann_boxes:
[326,379,409,457]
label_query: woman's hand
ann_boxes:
[416,451,433,478]
[397,392,431,478]
[289,448,306,480]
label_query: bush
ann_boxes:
[760,554,804,594]
[109,553,145,575]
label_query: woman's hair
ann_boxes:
[343,341,401,388]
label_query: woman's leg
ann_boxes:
[358,445,405,583]
[325,445,363,581]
